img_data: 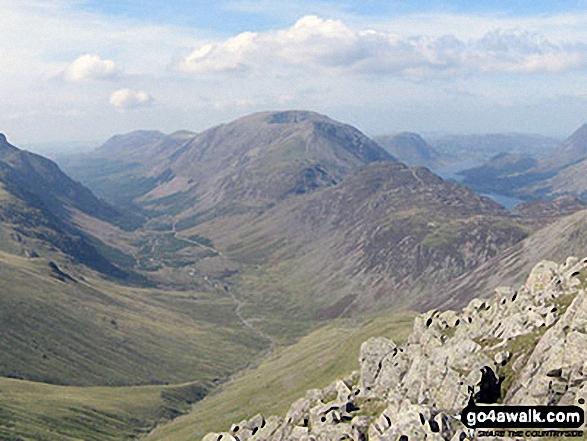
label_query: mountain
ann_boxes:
[57,112,537,338]
[198,256,587,440]
[0,134,145,277]
[427,208,587,311]
[455,123,587,202]
[58,130,197,205]
[373,132,443,167]
[60,111,395,220]
[429,132,560,161]
[192,161,531,334]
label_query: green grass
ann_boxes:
[0,251,267,387]
[145,311,416,441]
[0,378,206,440]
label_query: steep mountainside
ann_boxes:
[524,158,587,200]
[541,123,587,170]
[201,256,587,441]
[374,132,443,167]
[0,134,141,229]
[193,162,531,334]
[428,208,587,311]
[514,195,587,222]
[0,134,143,278]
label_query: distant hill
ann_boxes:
[56,112,543,335]
[60,111,394,217]
[373,132,443,167]
[428,132,560,161]
[455,123,587,201]
[58,130,196,205]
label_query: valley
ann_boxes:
[1,110,587,440]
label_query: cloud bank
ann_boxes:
[179,15,585,78]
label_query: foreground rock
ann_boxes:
[204,257,587,440]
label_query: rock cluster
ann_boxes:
[203,257,587,441]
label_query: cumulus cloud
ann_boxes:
[64,54,121,82]
[109,88,153,110]
[178,15,586,78]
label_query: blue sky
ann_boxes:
[78,0,587,30]
[2,0,587,146]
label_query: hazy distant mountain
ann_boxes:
[456,123,587,201]
[58,130,196,205]
[457,152,539,194]
[429,132,560,161]
[61,111,395,219]
[373,132,443,167]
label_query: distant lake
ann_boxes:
[431,161,524,211]
[480,193,524,211]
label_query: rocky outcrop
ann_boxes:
[204,257,587,440]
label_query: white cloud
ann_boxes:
[178,15,586,78]
[64,54,121,82]
[179,32,258,73]
[109,88,154,110]
[3,0,587,143]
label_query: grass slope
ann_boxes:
[146,311,416,441]
[0,378,207,440]
[0,251,267,386]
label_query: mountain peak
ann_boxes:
[265,110,328,125]
[223,110,335,129]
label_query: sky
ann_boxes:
[3,0,587,147]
